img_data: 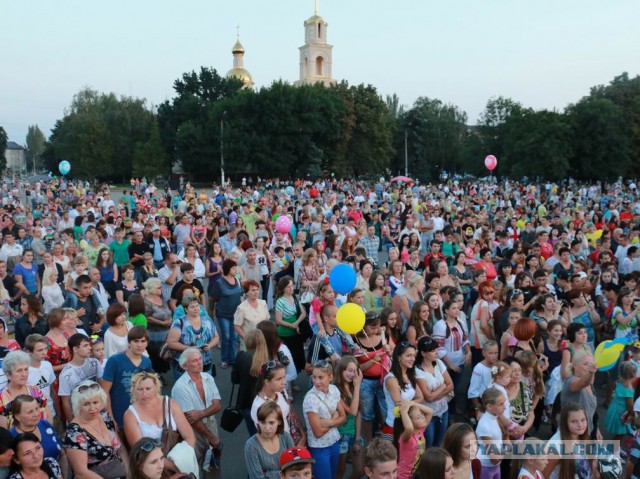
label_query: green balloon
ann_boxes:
[331,172,335,177]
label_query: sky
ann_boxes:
[1,0,638,144]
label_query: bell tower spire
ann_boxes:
[295,0,335,86]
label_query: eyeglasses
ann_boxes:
[140,438,162,452]
[76,382,100,394]
[313,360,332,368]
[398,340,415,350]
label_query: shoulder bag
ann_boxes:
[160,396,181,454]
[89,452,127,479]
[220,383,244,433]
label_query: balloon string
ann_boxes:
[359,328,391,374]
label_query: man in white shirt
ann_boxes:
[0,232,23,265]
[172,348,222,477]
[100,192,115,216]
[89,268,110,311]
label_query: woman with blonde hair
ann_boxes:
[123,370,195,448]
[233,329,270,435]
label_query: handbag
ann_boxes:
[287,408,306,446]
[161,396,181,455]
[89,453,127,479]
[220,383,244,433]
[159,343,176,362]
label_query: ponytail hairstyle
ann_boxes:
[347,288,365,303]
[392,403,421,453]
[254,361,286,396]
[514,350,545,398]
[489,361,511,382]
[245,329,269,378]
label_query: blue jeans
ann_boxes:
[359,377,387,422]
[309,441,340,479]
[424,409,449,447]
[241,407,257,436]
[218,316,237,365]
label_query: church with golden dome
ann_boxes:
[224,1,335,88]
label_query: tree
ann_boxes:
[25,125,46,173]
[566,96,630,180]
[0,127,6,173]
[48,88,157,180]
[502,109,573,180]
[132,120,169,178]
[400,97,468,181]
[589,73,640,174]
[157,68,244,174]
[477,96,524,168]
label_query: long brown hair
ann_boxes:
[558,403,590,479]
[333,356,358,403]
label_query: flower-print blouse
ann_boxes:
[62,412,122,466]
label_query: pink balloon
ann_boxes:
[484,155,497,171]
[275,215,292,234]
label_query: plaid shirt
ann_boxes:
[358,234,380,264]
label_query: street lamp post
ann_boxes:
[220,111,227,186]
[404,131,408,176]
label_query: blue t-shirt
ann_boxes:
[13,263,38,293]
[102,352,151,427]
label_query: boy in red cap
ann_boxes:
[279,447,315,479]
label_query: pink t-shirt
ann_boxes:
[397,428,426,479]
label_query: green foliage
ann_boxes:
[502,109,573,180]
[48,88,158,180]
[25,125,46,172]
[400,97,468,181]
[589,73,640,175]
[0,127,6,173]
[157,67,244,173]
[566,96,630,180]
[132,120,169,178]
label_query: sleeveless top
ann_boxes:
[542,339,562,372]
[127,401,177,440]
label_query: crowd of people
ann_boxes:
[0,174,637,479]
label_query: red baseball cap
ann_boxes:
[279,447,315,471]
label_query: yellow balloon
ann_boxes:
[336,303,366,335]
[594,341,624,370]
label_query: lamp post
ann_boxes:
[404,131,408,176]
[220,111,227,186]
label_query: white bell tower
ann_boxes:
[295,0,335,86]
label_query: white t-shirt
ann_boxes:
[28,361,56,418]
[468,362,493,399]
[251,392,290,433]
[476,412,503,467]
[415,360,448,417]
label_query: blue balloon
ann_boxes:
[58,160,71,175]
[329,264,357,295]
[285,186,294,196]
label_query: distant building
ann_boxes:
[225,32,255,89]
[5,142,26,171]
[295,3,335,86]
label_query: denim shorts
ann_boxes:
[359,377,386,421]
[339,434,364,454]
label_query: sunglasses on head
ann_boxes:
[314,360,332,368]
[76,382,100,394]
[140,438,162,452]
[262,360,282,373]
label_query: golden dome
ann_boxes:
[232,39,245,54]
[225,68,254,87]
